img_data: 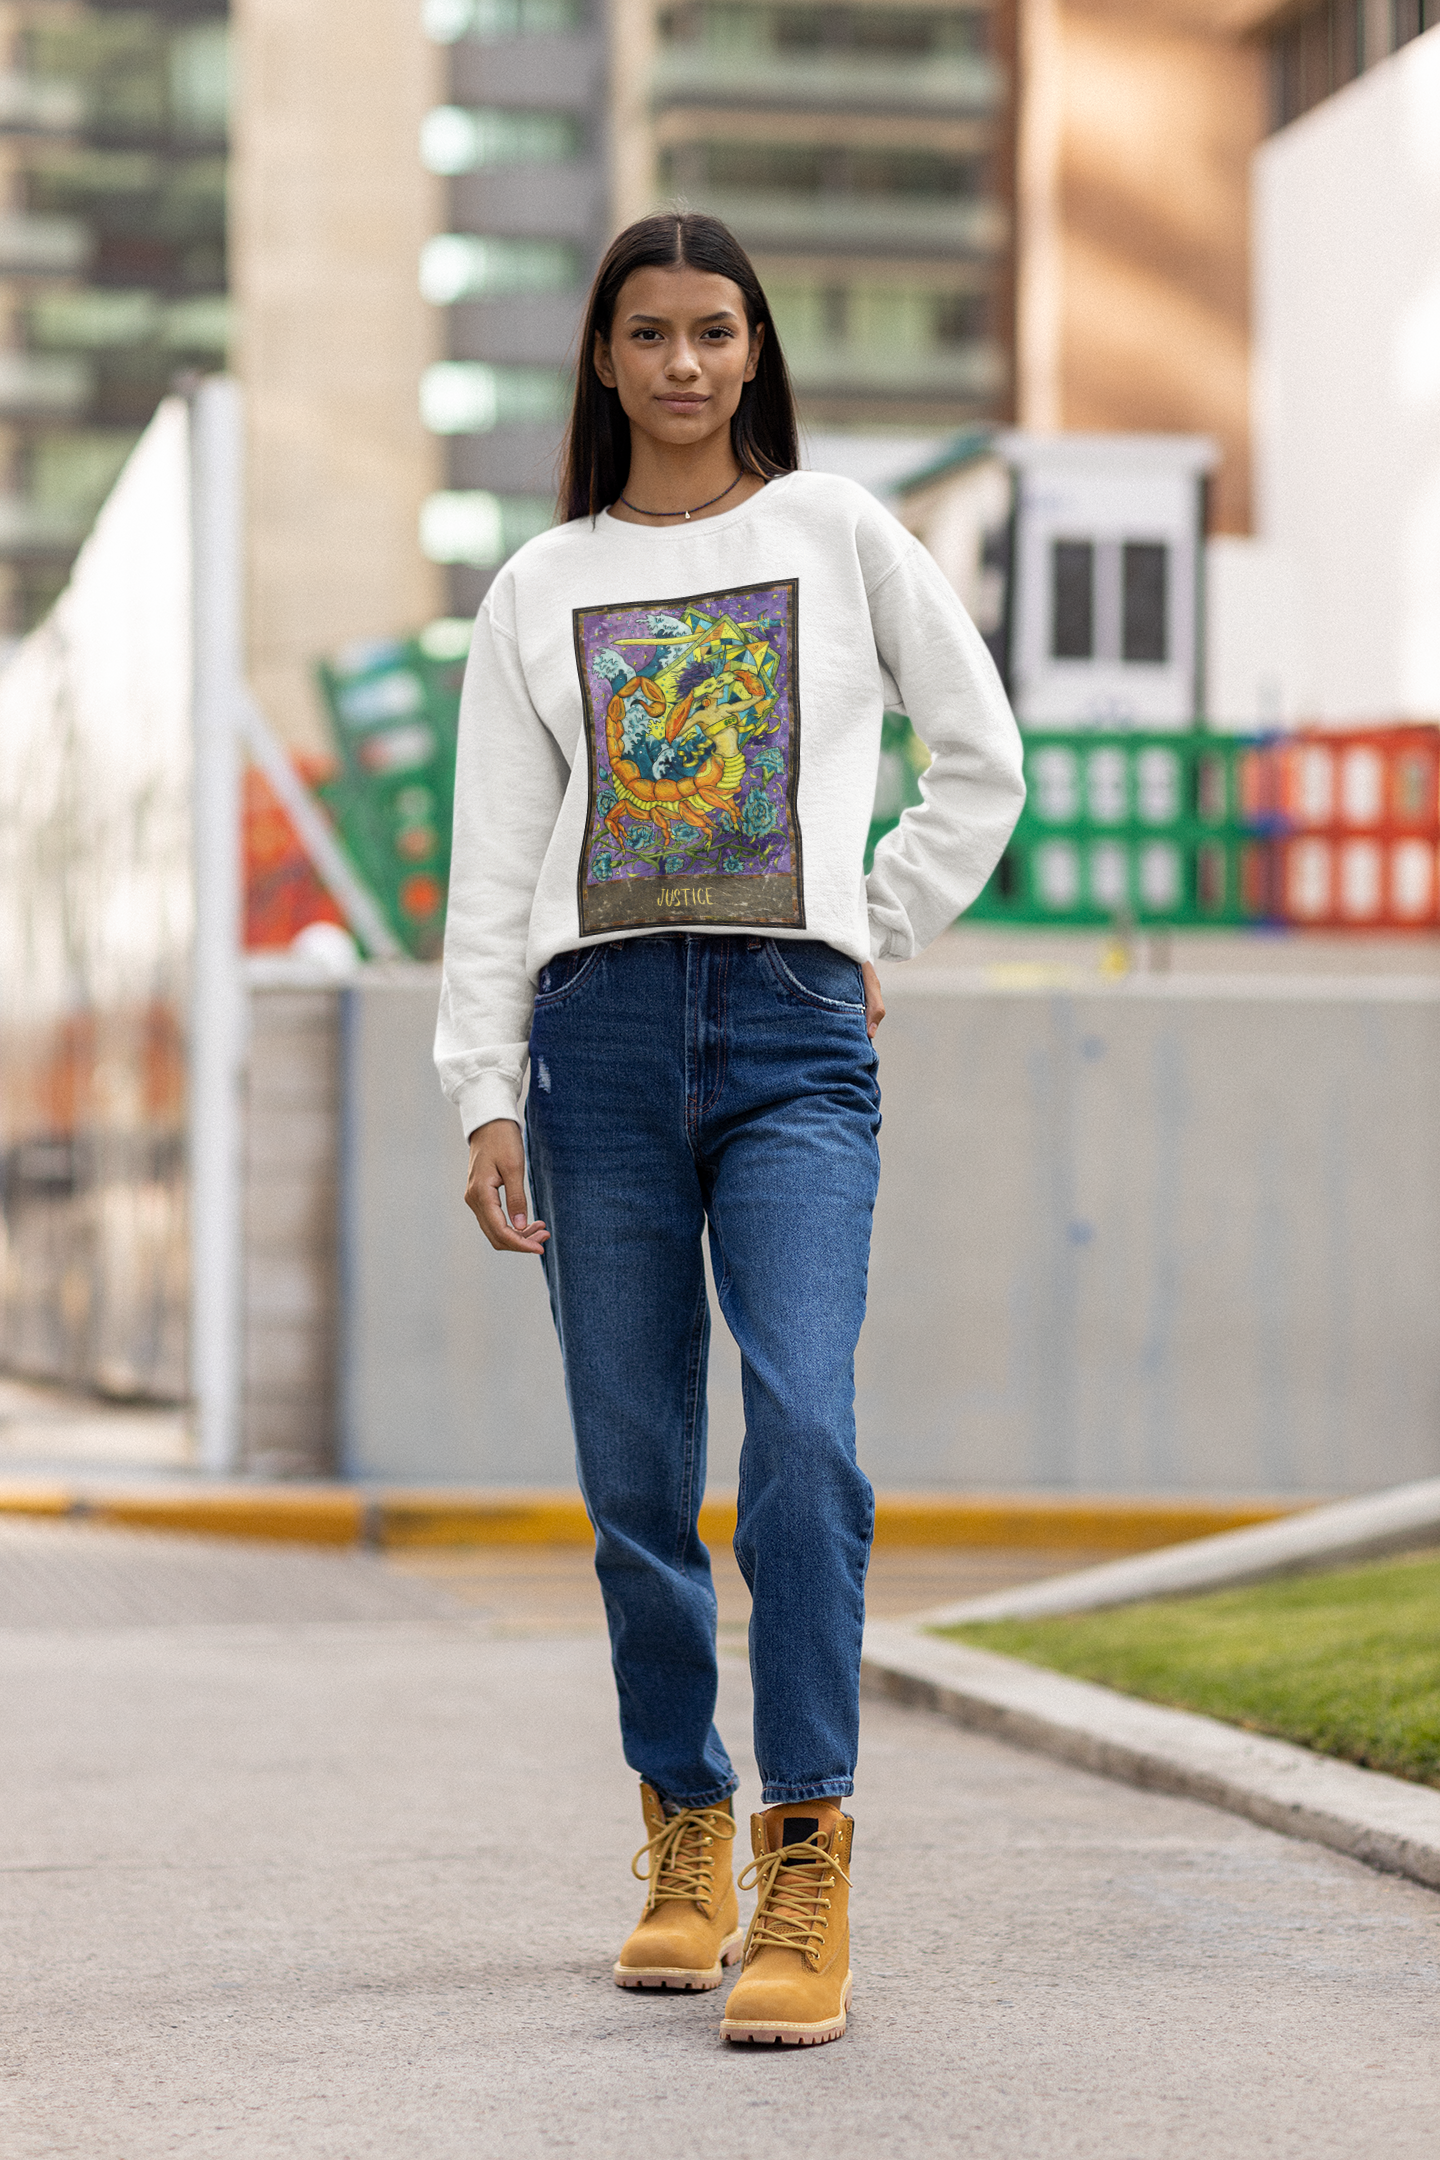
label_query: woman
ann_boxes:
[435,212,1023,2048]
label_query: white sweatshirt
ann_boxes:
[435,470,1024,1136]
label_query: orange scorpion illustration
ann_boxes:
[594,611,780,855]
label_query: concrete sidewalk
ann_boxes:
[2,1521,1437,2159]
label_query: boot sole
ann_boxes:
[721,1970,852,2046]
[613,1927,745,1991]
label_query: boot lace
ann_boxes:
[632,1804,736,1917]
[738,1831,851,1969]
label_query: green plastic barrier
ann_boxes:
[314,621,470,959]
[867,721,1266,928]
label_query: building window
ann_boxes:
[1122,542,1168,664]
[1051,540,1094,661]
[658,5,992,60]
[419,233,578,303]
[657,141,985,201]
[419,489,552,565]
[934,291,989,345]
[423,0,584,40]
[420,106,582,175]
[419,360,570,433]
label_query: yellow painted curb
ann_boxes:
[0,1482,1304,1551]
[379,1491,593,1547]
[90,1489,366,1544]
[0,1484,73,1520]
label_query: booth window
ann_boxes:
[1122,541,1168,664]
[1051,539,1094,659]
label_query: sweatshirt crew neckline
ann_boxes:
[594,472,791,542]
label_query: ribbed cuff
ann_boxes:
[456,1069,523,1140]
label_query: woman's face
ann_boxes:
[594,264,763,453]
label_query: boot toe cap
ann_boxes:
[617,1923,701,1971]
[722,1962,848,2030]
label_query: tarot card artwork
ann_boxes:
[572,579,804,935]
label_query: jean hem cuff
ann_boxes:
[653,1776,740,1810]
[760,1778,854,1805]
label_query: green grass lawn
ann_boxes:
[938,1549,1440,1789]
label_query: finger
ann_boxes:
[862,964,886,1040]
[475,1178,550,1254]
[466,1160,549,1253]
[492,1220,550,1255]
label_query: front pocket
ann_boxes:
[532,946,602,1006]
[762,939,866,1011]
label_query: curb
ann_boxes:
[861,1622,1440,1894]
[0,1483,1299,1551]
[918,1477,1440,1625]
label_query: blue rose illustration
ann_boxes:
[742,790,778,839]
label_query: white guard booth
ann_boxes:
[1001,432,1217,731]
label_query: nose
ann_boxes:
[665,339,702,381]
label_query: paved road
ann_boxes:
[2,1520,1438,2159]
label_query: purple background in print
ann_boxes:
[577,582,797,891]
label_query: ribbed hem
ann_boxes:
[456,1070,523,1140]
[760,1778,854,1805]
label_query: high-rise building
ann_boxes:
[610,0,1017,437]
[1267,0,1437,127]
[416,0,614,618]
[0,0,231,633]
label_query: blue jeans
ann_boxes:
[525,933,881,1808]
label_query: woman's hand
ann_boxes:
[465,1120,549,1254]
[862,961,885,1042]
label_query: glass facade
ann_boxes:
[651,0,1016,426]
[418,0,605,610]
[0,3,229,634]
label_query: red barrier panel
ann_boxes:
[1276,832,1440,926]
[1270,727,1440,836]
[244,755,346,950]
[1257,726,1440,927]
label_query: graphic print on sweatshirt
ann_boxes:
[572,579,804,935]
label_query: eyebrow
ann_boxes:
[623,309,741,325]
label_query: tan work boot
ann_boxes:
[613,1783,743,1990]
[720,1803,854,2046]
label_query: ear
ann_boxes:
[593,330,618,390]
[743,319,765,385]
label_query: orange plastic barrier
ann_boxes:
[1244,726,1440,929]
[243,755,346,950]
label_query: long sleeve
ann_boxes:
[434,602,570,1135]
[864,538,1025,959]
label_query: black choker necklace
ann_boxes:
[617,472,744,522]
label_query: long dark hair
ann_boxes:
[559,212,799,523]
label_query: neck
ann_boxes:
[612,434,762,525]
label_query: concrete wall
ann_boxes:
[232,0,445,756]
[339,965,1440,1497]
[240,987,341,1478]
[1253,24,1440,720]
